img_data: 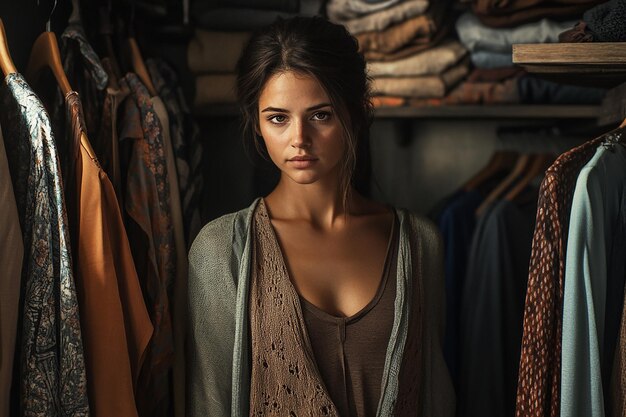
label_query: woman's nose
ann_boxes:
[290,119,311,149]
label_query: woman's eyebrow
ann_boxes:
[306,103,332,111]
[261,106,288,113]
[261,103,332,113]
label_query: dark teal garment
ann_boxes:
[458,198,536,417]
[560,140,626,417]
[518,76,606,105]
[438,190,483,387]
[0,72,89,417]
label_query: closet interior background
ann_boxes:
[1,1,625,417]
[4,0,617,221]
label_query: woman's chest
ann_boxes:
[272,221,395,317]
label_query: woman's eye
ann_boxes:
[312,111,331,121]
[268,115,287,124]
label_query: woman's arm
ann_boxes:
[187,214,239,417]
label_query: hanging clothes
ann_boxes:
[560,132,626,417]
[59,22,109,144]
[122,72,176,417]
[516,134,606,417]
[610,230,626,416]
[0,121,23,417]
[458,198,536,417]
[147,58,205,417]
[61,89,154,417]
[93,57,130,205]
[438,189,484,387]
[150,92,188,417]
[146,58,204,245]
[0,72,89,417]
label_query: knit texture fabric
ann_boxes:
[584,0,626,42]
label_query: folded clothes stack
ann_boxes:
[369,40,470,99]
[456,12,575,69]
[470,0,604,28]
[455,10,606,105]
[191,0,323,30]
[190,0,324,107]
[371,66,521,107]
[188,30,249,106]
[328,0,476,104]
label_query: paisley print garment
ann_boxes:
[0,72,89,417]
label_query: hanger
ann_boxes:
[125,1,158,96]
[97,0,122,85]
[27,1,99,163]
[462,150,519,192]
[503,153,553,203]
[0,19,17,76]
[126,37,157,96]
[25,0,72,96]
[475,153,532,217]
[69,0,81,24]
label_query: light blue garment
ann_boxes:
[561,136,626,417]
[187,198,455,417]
[470,51,513,69]
[456,11,575,53]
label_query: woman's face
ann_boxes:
[257,71,346,186]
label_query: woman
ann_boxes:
[187,16,453,417]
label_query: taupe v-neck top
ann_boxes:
[249,199,399,417]
[302,213,399,417]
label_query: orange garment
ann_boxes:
[372,96,407,107]
[64,91,153,417]
[357,0,450,55]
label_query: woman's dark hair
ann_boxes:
[236,16,373,207]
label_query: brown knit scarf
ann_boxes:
[249,200,423,416]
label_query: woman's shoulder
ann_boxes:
[189,199,260,262]
[393,207,439,236]
[393,207,443,255]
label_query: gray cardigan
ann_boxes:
[187,199,455,416]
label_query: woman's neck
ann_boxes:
[265,176,351,229]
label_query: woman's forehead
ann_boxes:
[259,71,330,110]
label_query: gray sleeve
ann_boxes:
[413,216,456,417]
[186,213,238,417]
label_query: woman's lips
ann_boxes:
[287,156,318,168]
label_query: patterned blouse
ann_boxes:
[146,58,204,246]
[122,72,176,417]
[0,72,89,416]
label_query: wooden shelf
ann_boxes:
[194,104,602,119]
[374,105,601,119]
[513,43,626,87]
